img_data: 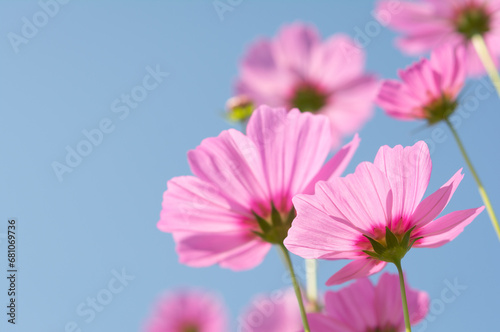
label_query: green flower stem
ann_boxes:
[305,259,320,312]
[279,244,310,332]
[445,119,500,240]
[471,34,500,98]
[394,260,412,332]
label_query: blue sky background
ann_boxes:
[1,1,499,331]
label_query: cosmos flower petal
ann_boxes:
[322,75,379,142]
[273,23,320,76]
[246,106,332,211]
[375,273,430,328]
[158,176,252,233]
[308,313,354,332]
[238,288,304,332]
[413,206,485,248]
[309,34,366,89]
[143,289,228,332]
[373,141,432,222]
[311,273,429,331]
[188,129,269,213]
[301,133,360,195]
[325,259,387,286]
[285,191,363,260]
[173,231,271,271]
[411,169,464,228]
[325,278,377,330]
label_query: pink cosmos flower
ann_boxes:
[376,45,466,124]
[158,105,359,271]
[238,288,306,332]
[308,273,429,332]
[284,141,484,285]
[143,289,228,332]
[235,23,378,146]
[376,0,500,75]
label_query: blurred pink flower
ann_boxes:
[235,23,378,146]
[308,273,429,332]
[158,106,359,270]
[143,289,228,332]
[377,46,466,123]
[376,0,500,75]
[285,141,484,285]
[238,288,307,332]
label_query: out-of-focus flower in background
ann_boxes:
[234,23,378,146]
[143,289,228,332]
[377,45,465,124]
[238,288,309,332]
[308,273,429,332]
[376,0,500,75]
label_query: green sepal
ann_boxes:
[385,227,399,248]
[252,211,271,233]
[270,202,283,228]
[364,235,387,255]
[400,225,416,249]
[362,250,382,260]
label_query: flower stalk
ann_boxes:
[394,259,412,332]
[279,244,310,332]
[445,119,500,240]
[471,34,500,98]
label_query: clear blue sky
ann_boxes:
[1,1,499,331]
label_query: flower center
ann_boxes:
[423,94,458,125]
[182,325,199,332]
[362,227,421,264]
[290,83,328,113]
[368,327,398,332]
[252,204,295,244]
[453,4,491,39]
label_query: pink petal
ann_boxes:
[158,176,251,233]
[309,34,366,89]
[143,289,228,332]
[246,106,332,212]
[308,313,353,332]
[325,259,387,286]
[321,75,379,141]
[273,23,320,76]
[284,191,363,260]
[324,278,377,330]
[316,162,393,232]
[375,273,430,329]
[301,133,360,195]
[414,206,485,248]
[431,45,466,97]
[188,129,269,215]
[238,288,303,332]
[410,169,464,228]
[173,231,271,271]
[376,80,424,120]
[373,141,432,224]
